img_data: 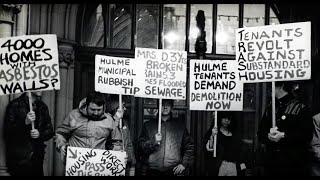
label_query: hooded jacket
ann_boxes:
[55,98,116,151]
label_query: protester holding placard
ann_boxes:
[309,112,320,176]
[138,99,194,176]
[105,94,136,176]
[4,91,54,176]
[204,112,246,176]
[257,81,314,176]
[55,91,116,163]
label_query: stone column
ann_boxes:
[0,4,23,176]
[53,42,75,176]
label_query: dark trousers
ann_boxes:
[146,168,185,176]
[8,157,44,176]
[264,149,307,176]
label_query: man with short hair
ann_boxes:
[257,81,314,176]
[55,91,116,161]
[4,91,54,176]
[138,99,194,176]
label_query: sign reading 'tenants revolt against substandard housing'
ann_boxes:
[134,47,187,100]
[65,147,127,176]
[95,55,140,95]
[236,22,311,83]
[190,60,243,111]
[0,34,60,95]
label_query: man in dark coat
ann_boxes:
[4,92,54,176]
[257,81,314,176]
[138,99,194,176]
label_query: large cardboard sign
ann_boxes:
[95,55,140,95]
[65,147,127,176]
[236,22,311,83]
[134,47,187,100]
[0,34,60,95]
[190,60,243,111]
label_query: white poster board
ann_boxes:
[0,34,60,95]
[190,60,243,111]
[65,147,127,176]
[134,47,187,100]
[95,55,140,95]
[236,22,311,83]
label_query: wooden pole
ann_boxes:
[119,94,125,152]
[28,92,35,130]
[158,99,162,145]
[272,82,276,128]
[119,95,123,128]
[213,111,217,157]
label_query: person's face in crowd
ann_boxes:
[161,101,172,116]
[87,102,104,120]
[32,91,43,98]
[221,117,231,128]
[275,85,283,99]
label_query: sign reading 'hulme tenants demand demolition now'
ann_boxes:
[236,22,311,83]
[134,47,187,100]
[0,34,60,95]
[190,60,243,111]
[65,147,127,176]
[95,55,140,95]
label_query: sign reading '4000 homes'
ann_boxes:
[0,34,60,95]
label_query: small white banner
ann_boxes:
[95,55,140,95]
[134,47,187,100]
[65,147,127,176]
[190,60,243,111]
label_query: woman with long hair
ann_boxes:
[203,111,246,176]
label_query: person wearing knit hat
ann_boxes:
[106,94,123,115]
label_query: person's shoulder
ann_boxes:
[290,98,308,109]
[8,94,26,106]
[8,97,21,107]
[172,117,185,125]
[143,118,157,127]
[66,108,83,120]
[37,100,50,109]
[101,113,116,127]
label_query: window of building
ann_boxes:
[189,4,213,53]
[243,4,265,27]
[163,4,186,51]
[82,4,104,47]
[136,4,159,49]
[111,4,133,49]
[270,7,280,25]
[216,4,239,55]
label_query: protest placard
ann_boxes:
[95,55,140,95]
[0,34,60,95]
[65,147,127,176]
[190,60,243,111]
[134,47,187,100]
[236,22,311,83]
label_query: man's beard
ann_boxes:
[91,114,102,121]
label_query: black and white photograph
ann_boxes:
[0,1,320,176]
